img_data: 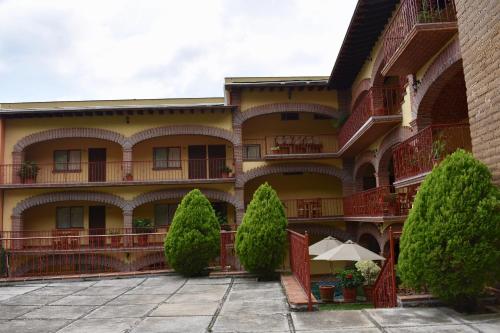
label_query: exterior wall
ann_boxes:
[351,37,383,91]
[239,90,338,112]
[3,112,233,164]
[455,0,500,184]
[242,159,343,173]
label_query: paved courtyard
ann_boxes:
[0,275,499,332]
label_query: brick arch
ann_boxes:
[237,163,350,187]
[128,125,238,147]
[376,127,413,179]
[351,78,371,110]
[354,151,378,178]
[370,45,387,87]
[11,253,126,277]
[357,223,384,253]
[131,188,243,210]
[413,38,463,127]
[13,128,128,153]
[234,103,341,126]
[12,191,130,218]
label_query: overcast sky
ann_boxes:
[0,0,357,102]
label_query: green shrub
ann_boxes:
[339,269,364,289]
[0,245,6,277]
[164,189,220,276]
[355,260,381,286]
[398,150,500,309]
[235,183,287,277]
[133,218,154,233]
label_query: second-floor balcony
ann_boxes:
[343,186,412,219]
[338,86,402,156]
[392,123,472,185]
[0,158,235,187]
[282,197,343,221]
[382,0,457,76]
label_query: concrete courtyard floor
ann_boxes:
[0,275,499,332]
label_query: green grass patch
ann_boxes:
[319,303,374,311]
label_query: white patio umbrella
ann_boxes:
[313,240,385,262]
[308,236,343,256]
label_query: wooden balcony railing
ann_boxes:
[0,158,235,186]
[384,0,457,67]
[282,198,343,219]
[392,123,471,182]
[343,186,412,217]
[338,86,402,148]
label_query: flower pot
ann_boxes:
[363,285,374,302]
[21,177,36,184]
[125,174,133,181]
[137,234,148,247]
[319,286,335,303]
[343,287,357,303]
[221,172,230,178]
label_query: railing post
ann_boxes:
[304,231,312,311]
[389,227,397,307]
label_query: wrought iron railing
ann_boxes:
[282,198,343,219]
[0,158,235,185]
[338,86,402,147]
[392,123,471,181]
[384,0,457,66]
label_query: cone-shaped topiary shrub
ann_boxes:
[164,189,220,277]
[236,182,287,277]
[399,149,500,310]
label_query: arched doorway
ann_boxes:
[355,163,377,191]
[359,233,381,255]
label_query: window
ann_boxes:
[56,206,84,229]
[281,112,299,121]
[243,144,261,160]
[154,204,177,226]
[54,150,81,172]
[153,147,181,169]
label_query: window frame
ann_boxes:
[53,150,82,173]
[153,147,182,170]
[243,144,261,160]
[56,206,84,229]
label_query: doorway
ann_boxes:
[208,145,226,178]
[88,148,106,182]
[89,206,106,246]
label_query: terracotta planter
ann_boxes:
[137,234,148,247]
[125,174,133,181]
[21,177,36,184]
[221,172,230,178]
[319,286,335,303]
[363,285,374,302]
[343,287,357,303]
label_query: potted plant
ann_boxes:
[355,260,381,302]
[133,218,154,246]
[124,172,133,181]
[431,138,446,166]
[17,161,40,184]
[270,145,282,154]
[318,281,335,303]
[221,166,232,178]
[108,230,122,248]
[339,269,364,303]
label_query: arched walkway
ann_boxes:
[354,162,377,191]
[237,163,350,188]
[233,103,341,126]
[128,125,239,148]
[359,233,381,255]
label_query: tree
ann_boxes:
[164,189,220,276]
[236,183,288,277]
[398,149,500,309]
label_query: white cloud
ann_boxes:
[0,0,357,102]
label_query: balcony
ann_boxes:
[0,158,235,187]
[343,186,411,221]
[282,198,343,221]
[392,123,472,186]
[338,86,402,156]
[245,134,338,160]
[382,0,457,76]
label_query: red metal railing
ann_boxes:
[338,86,402,147]
[343,186,412,217]
[288,229,312,311]
[282,198,343,219]
[264,134,338,155]
[0,158,234,185]
[392,123,471,181]
[384,0,457,66]
[373,228,402,308]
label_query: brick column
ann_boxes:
[342,158,355,197]
[234,188,245,225]
[122,148,133,181]
[123,209,133,247]
[11,215,23,250]
[455,0,500,185]
[376,171,390,187]
[230,90,245,225]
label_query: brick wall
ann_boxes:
[455,0,500,185]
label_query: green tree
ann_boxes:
[236,183,288,277]
[164,189,220,276]
[398,150,500,309]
